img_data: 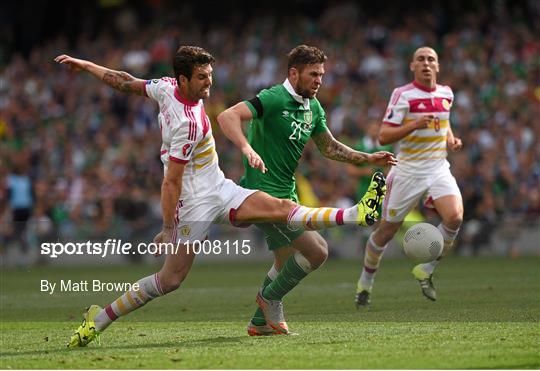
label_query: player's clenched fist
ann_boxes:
[414,115,434,130]
[367,151,398,166]
[447,136,463,151]
[152,227,174,257]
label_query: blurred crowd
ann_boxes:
[1,1,539,260]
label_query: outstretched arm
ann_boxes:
[54,54,146,96]
[217,102,267,173]
[312,130,397,167]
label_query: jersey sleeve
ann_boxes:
[243,88,276,119]
[447,87,455,109]
[144,77,177,102]
[168,122,196,164]
[311,102,329,136]
[383,88,409,126]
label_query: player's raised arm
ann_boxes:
[312,130,397,167]
[54,54,146,96]
[217,102,267,173]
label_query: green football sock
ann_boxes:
[251,275,273,326]
[262,253,311,301]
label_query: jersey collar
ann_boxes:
[283,79,310,110]
[174,88,200,106]
[413,80,436,92]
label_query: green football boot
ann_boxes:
[412,265,437,301]
[357,172,386,226]
[67,305,102,347]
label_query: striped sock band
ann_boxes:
[438,223,460,253]
[358,234,387,292]
[94,273,164,331]
[287,206,345,230]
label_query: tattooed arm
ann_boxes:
[54,54,146,96]
[312,130,398,167]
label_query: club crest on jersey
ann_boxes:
[303,110,312,124]
[182,143,194,157]
[180,225,190,237]
[442,99,451,110]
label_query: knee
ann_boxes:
[279,199,297,216]
[444,212,463,230]
[308,240,328,269]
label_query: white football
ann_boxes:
[402,223,444,263]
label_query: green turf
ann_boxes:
[1,257,539,369]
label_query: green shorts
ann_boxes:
[255,223,305,251]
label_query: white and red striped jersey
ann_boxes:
[383,81,454,176]
[145,77,224,198]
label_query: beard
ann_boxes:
[297,85,317,99]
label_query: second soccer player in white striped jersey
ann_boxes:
[355,47,464,306]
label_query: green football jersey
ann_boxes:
[240,80,328,200]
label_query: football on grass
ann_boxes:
[403,223,444,263]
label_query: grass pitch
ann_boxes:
[1,257,539,369]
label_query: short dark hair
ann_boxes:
[287,45,327,71]
[173,46,215,84]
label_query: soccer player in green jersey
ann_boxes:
[218,45,397,335]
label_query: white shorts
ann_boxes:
[382,168,462,222]
[172,179,258,243]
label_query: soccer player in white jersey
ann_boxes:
[354,47,463,307]
[55,46,386,345]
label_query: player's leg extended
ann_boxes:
[68,243,196,347]
[248,247,293,336]
[256,232,327,333]
[415,195,463,278]
[356,220,401,308]
[234,172,386,228]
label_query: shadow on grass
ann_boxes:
[1,335,248,358]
